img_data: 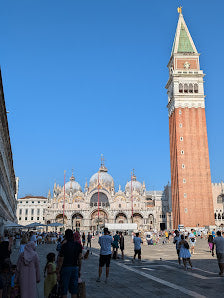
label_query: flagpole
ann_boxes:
[97,171,100,233]
[131,170,133,223]
[63,170,66,226]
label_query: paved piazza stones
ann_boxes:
[11,237,224,297]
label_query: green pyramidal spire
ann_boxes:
[171,11,197,55]
[178,24,194,53]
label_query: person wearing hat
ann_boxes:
[96,228,113,283]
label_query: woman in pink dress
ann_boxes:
[15,242,40,298]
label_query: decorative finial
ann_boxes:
[132,168,136,181]
[99,154,108,172]
[101,154,104,167]
[70,169,75,181]
[177,6,182,14]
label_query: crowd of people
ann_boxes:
[0,227,223,297]
[173,229,224,275]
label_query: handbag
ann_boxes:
[48,282,62,298]
[78,281,86,298]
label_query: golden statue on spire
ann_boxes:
[177,6,182,14]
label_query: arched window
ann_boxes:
[179,83,183,93]
[222,213,224,220]
[214,213,217,219]
[189,83,193,93]
[194,84,198,93]
[217,195,223,204]
[90,192,110,207]
[218,213,221,220]
[184,84,188,93]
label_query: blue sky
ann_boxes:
[1,0,223,197]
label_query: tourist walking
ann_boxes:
[112,231,120,259]
[29,232,37,247]
[82,232,86,248]
[178,235,194,270]
[96,227,113,283]
[74,232,82,246]
[15,242,40,298]
[212,231,224,276]
[44,253,57,298]
[19,236,28,254]
[189,229,196,254]
[173,230,181,266]
[119,232,124,259]
[133,232,143,261]
[57,229,82,298]
[207,232,214,253]
[164,231,169,243]
[0,239,12,268]
[86,232,92,253]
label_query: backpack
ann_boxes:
[184,242,189,249]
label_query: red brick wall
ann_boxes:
[175,58,199,70]
[169,107,215,228]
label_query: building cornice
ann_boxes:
[167,98,205,117]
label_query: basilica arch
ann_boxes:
[115,212,128,223]
[71,213,83,232]
[132,213,144,229]
[90,192,110,208]
[90,209,108,231]
[55,214,67,225]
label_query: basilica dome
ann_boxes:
[89,161,114,189]
[125,174,142,193]
[65,174,82,194]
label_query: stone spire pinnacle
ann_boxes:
[171,8,197,55]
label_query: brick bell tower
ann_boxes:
[165,8,215,228]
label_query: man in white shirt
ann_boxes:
[212,231,224,276]
[133,232,143,261]
[97,228,113,283]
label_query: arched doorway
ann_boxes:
[91,210,108,231]
[72,213,83,232]
[133,213,144,229]
[55,214,67,225]
[115,213,127,223]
